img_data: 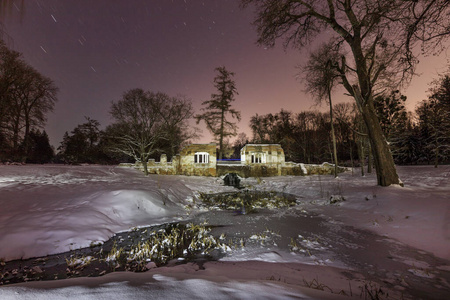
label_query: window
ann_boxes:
[251,152,266,164]
[194,152,209,164]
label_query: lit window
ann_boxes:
[251,152,266,163]
[194,152,209,164]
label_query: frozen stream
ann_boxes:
[190,207,450,299]
[3,206,448,299]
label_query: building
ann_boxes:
[178,143,217,176]
[240,144,285,165]
[127,143,345,177]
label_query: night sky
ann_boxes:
[2,0,449,148]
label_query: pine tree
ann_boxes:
[196,66,241,160]
[25,130,54,163]
[416,73,450,167]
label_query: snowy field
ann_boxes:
[0,164,449,299]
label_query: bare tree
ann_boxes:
[17,65,57,160]
[233,132,249,158]
[196,66,241,160]
[0,41,57,160]
[242,0,450,186]
[159,94,197,160]
[0,41,21,149]
[109,89,194,175]
[302,42,342,177]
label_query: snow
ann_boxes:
[0,164,449,299]
[0,165,190,261]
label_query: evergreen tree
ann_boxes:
[196,66,241,160]
[416,72,450,167]
[57,117,101,164]
[25,130,54,163]
[374,91,409,141]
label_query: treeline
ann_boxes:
[1,38,449,167]
[56,89,196,168]
[242,78,450,167]
[56,77,450,167]
[0,40,196,166]
[0,41,57,163]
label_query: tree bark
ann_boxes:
[349,138,354,176]
[434,143,439,168]
[141,153,149,176]
[358,135,365,177]
[23,112,30,162]
[367,140,372,174]
[328,91,338,178]
[360,101,401,186]
[340,63,401,185]
[219,110,225,160]
[344,31,402,186]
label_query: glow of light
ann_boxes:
[51,14,57,22]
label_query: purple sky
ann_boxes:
[3,0,449,148]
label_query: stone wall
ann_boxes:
[121,143,346,177]
[217,164,282,178]
[281,162,346,176]
[132,154,176,175]
[304,162,347,175]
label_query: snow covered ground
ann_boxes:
[0,164,449,299]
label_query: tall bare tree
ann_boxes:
[0,41,57,160]
[242,0,450,186]
[196,66,241,160]
[303,42,342,177]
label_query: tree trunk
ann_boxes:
[339,38,402,186]
[327,139,333,163]
[12,117,20,155]
[367,140,372,174]
[219,110,225,160]
[360,102,401,186]
[22,109,31,162]
[358,136,365,177]
[141,154,149,176]
[349,139,354,176]
[434,144,439,168]
[328,92,338,178]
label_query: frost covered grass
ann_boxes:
[105,222,231,271]
[65,255,95,270]
[198,190,297,213]
[1,222,232,285]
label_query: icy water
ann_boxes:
[1,206,449,299]
[190,208,450,300]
